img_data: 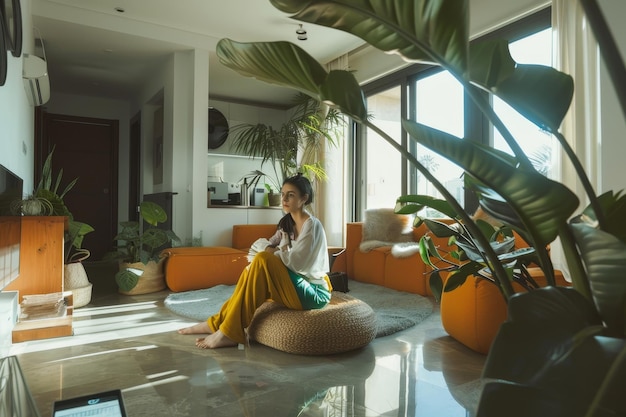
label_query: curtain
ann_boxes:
[313,55,350,247]
[550,0,601,278]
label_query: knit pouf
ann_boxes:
[248,292,377,355]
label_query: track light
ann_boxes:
[296,24,307,41]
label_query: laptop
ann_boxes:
[52,389,127,417]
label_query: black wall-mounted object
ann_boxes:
[0,13,6,86]
[1,0,23,58]
[208,107,229,150]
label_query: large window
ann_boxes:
[353,8,552,220]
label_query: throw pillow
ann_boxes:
[361,208,414,243]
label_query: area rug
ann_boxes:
[164,280,433,338]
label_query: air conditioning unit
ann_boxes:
[22,53,50,106]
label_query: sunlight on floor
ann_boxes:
[9,301,195,356]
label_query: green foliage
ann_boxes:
[230,93,343,189]
[107,201,181,265]
[14,147,95,262]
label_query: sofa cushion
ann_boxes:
[162,247,248,292]
[232,224,278,250]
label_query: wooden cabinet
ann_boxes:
[5,216,67,300]
[5,216,73,342]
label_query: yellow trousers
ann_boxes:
[207,251,302,344]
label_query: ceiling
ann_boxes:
[30,0,365,107]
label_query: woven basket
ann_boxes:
[64,262,93,308]
[248,292,377,355]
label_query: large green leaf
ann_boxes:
[140,201,167,226]
[115,269,140,292]
[483,287,603,383]
[468,39,574,133]
[217,39,367,121]
[271,0,469,75]
[395,194,458,219]
[217,39,327,99]
[581,190,626,244]
[571,222,626,337]
[403,120,579,249]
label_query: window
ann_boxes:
[410,70,465,209]
[352,8,552,221]
[364,86,403,209]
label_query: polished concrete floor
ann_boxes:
[8,262,486,417]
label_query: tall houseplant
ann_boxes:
[230,92,343,197]
[214,1,626,415]
[107,201,180,294]
[11,148,95,259]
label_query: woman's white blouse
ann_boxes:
[271,216,330,286]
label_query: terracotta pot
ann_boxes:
[118,259,166,295]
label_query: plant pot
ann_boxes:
[64,249,93,308]
[64,262,93,308]
[268,192,282,207]
[118,259,166,295]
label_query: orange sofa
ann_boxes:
[331,222,454,296]
[161,224,277,292]
[331,221,570,354]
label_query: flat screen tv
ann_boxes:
[0,164,23,290]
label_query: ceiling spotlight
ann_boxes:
[296,24,307,41]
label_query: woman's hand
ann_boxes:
[265,246,279,253]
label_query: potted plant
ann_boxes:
[107,200,181,295]
[11,148,96,306]
[230,92,343,197]
[214,1,626,415]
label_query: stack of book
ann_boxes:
[19,293,68,321]
[12,292,73,343]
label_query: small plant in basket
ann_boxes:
[106,201,181,293]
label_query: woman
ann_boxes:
[178,173,331,349]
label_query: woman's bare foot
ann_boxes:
[195,330,238,349]
[177,322,211,335]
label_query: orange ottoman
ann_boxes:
[440,275,507,354]
[161,247,249,292]
[440,269,569,354]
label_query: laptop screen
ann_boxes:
[52,389,127,417]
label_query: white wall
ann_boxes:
[0,0,36,192]
[597,0,626,195]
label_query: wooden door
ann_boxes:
[38,112,119,261]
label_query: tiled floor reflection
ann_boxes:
[9,273,485,417]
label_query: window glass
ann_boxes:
[493,28,555,176]
[365,86,402,209]
[412,71,465,209]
